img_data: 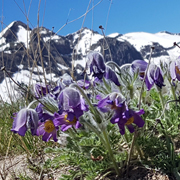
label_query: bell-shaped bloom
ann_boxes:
[145,64,165,90]
[36,114,59,142]
[11,108,39,136]
[58,87,88,120]
[57,73,73,89]
[85,51,106,79]
[53,112,82,131]
[35,103,54,122]
[170,57,180,81]
[97,92,125,110]
[117,109,145,135]
[97,92,126,125]
[51,73,74,99]
[34,83,50,98]
[77,79,91,89]
[104,66,121,86]
[131,60,148,79]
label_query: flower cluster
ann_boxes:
[12,85,89,142]
[11,51,153,142]
[10,48,180,179]
[97,92,144,135]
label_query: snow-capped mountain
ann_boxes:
[0,21,180,102]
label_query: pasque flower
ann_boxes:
[97,92,126,113]
[145,64,165,90]
[97,92,145,135]
[104,66,121,86]
[85,51,106,79]
[77,79,91,89]
[35,103,54,122]
[34,83,50,98]
[53,112,82,131]
[36,114,59,142]
[97,92,127,126]
[51,73,74,99]
[57,73,73,89]
[11,108,39,136]
[131,60,148,79]
[170,57,180,81]
[57,87,88,130]
[117,108,145,135]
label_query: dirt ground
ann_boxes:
[0,154,69,180]
[0,154,175,180]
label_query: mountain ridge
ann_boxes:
[0,21,180,101]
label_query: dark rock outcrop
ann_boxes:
[0,21,145,84]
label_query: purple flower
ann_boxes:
[51,73,74,99]
[77,79,91,89]
[170,57,180,81]
[131,60,148,79]
[104,66,121,86]
[86,51,106,79]
[57,73,73,89]
[36,115,59,142]
[35,103,53,122]
[58,87,88,125]
[117,109,145,135]
[97,92,127,125]
[53,112,82,131]
[145,64,165,90]
[11,108,39,136]
[97,92,145,135]
[34,83,50,98]
[97,92,126,113]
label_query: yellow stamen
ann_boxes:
[64,114,77,125]
[125,116,134,125]
[175,66,180,75]
[44,120,55,133]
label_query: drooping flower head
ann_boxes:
[117,108,145,135]
[85,51,106,79]
[34,83,50,98]
[52,73,74,99]
[11,108,39,136]
[131,60,148,79]
[104,66,121,86]
[97,92,126,113]
[170,56,180,81]
[145,64,165,90]
[57,73,73,89]
[77,79,91,89]
[97,92,127,126]
[57,87,88,131]
[35,102,56,122]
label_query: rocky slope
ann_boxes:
[0,21,180,101]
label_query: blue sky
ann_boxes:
[1,0,180,36]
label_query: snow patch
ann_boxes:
[0,21,15,37]
[121,32,180,51]
[107,33,120,38]
[0,43,10,51]
[74,29,103,56]
[16,25,31,48]
[74,57,86,68]
[57,63,69,70]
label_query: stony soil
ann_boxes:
[0,154,175,180]
[0,154,69,180]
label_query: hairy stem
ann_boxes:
[102,129,120,176]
